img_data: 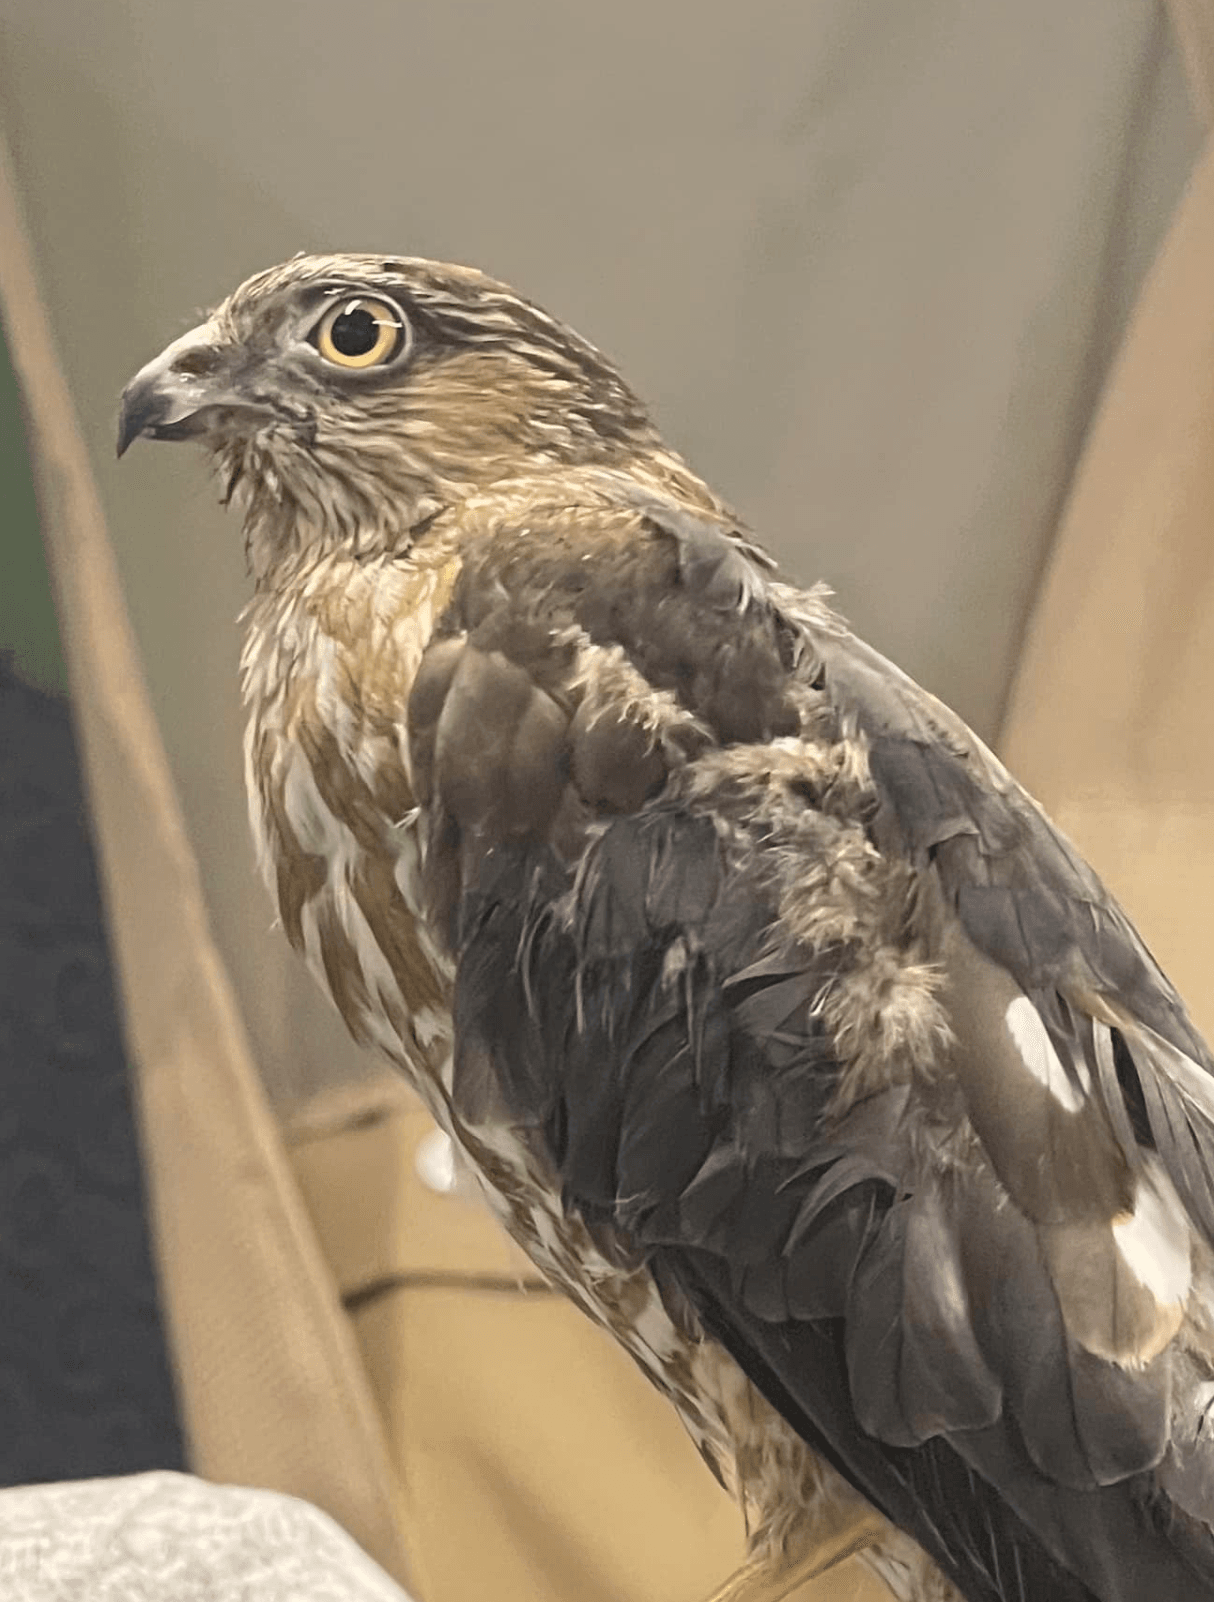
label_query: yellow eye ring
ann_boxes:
[313,296,406,369]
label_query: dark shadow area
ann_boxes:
[0,315,183,1484]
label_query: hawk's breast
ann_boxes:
[239,546,460,1110]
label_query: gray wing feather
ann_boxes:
[805,615,1214,1207]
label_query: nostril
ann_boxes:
[172,347,221,378]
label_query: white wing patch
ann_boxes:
[1113,1161,1192,1308]
[1139,1021,1214,1124]
[1004,996,1091,1112]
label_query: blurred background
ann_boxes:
[1,3,1212,1599]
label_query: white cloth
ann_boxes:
[0,1473,416,1602]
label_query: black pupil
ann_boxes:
[330,305,385,357]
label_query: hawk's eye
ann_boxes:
[312,296,407,370]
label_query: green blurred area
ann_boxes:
[0,324,66,694]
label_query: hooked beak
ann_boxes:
[117,322,244,458]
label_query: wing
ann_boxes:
[408,483,1214,1602]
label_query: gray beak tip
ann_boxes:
[116,376,166,460]
[117,322,227,461]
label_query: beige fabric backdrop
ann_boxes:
[1001,0,1214,1040]
[3,3,1211,1600]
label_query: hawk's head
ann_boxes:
[118,253,660,572]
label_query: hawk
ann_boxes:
[119,255,1214,1602]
